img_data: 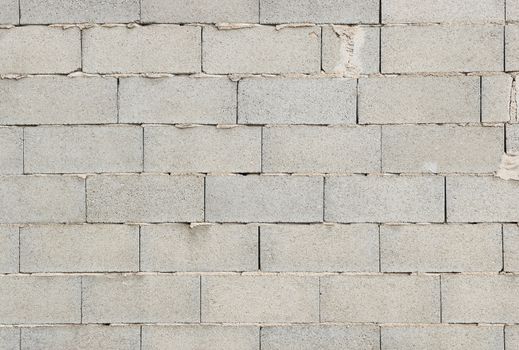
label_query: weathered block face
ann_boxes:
[0,0,517,348]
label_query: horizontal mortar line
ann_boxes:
[2,71,519,80]
[0,322,513,327]
[2,21,517,28]
[0,271,516,277]
[14,172,502,177]
[1,122,512,127]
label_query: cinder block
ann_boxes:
[203,26,320,74]
[205,175,323,223]
[381,125,503,173]
[22,326,140,350]
[0,26,80,74]
[442,275,519,323]
[141,0,259,23]
[325,175,444,223]
[322,25,380,74]
[20,0,139,24]
[262,126,380,173]
[506,326,519,349]
[0,176,85,224]
[261,325,379,350]
[382,325,504,350]
[382,0,505,23]
[201,275,318,323]
[447,176,519,222]
[0,226,18,273]
[140,224,258,272]
[0,0,18,24]
[260,0,378,24]
[482,75,513,122]
[25,126,143,174]
[83,26,201,74]
[260,224,379,272]
[507,1,519,20]
[382,25,503,73]
[82,275,199,323]
[0,276,80,324]
[144,126,261,173]
[119,77,236,124]
[87,175,204,223]
[358,76,480,124]
[142,326,259,350]
[506,25,519,71]
[504,224,519,271]
[0,76,117,125]
[380,224,502,272]
[238,78,356,125]
[507,124,519,152]
[320,275,440,323]
[0,328,19,350]
[20,224,139,273]
[0,128,23,175]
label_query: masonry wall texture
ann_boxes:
[1,0,519,349]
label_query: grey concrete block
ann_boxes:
[442,275,519,323]
[0,328,19,350]
[359,76,480,124]
[118,77,236,124]
[322,25,380,74]
[20,224,139,273]
[260,224,379,272]
[141,0,259,23]
[260,0,379,24]
[507,124,519,152]
[0,0,18,24]
[504,224,519,271]
[144,126,261,173]
[0,226,18,273]
[381,125,504,173]
[0,128,23,175]
[142,326,259,350]
[382,25,503,73]
[22,325,141,350]
[82,275,200,323]
[261,325,379,350]
[0,276,80,324]
[20,0,139,24]
[203,26,320,74]
[201,275,318,323]
[380,224,502,272]
[25,126,143,174]
[0,76,117,125]
[140,224,258,272]
[507,25,519,71]
[263,126,380,173]
[482,75,513,122]
[321,275,440,323]
[0,176,85,224]
[325,175,444,223]
[205,175,323,223]
[83,25,201,74]
[506,326,519,349]
[507,1,519,20]
[238,78,356,125]
[0,26,80,74]
[382,0,505,23]
[87,175,204,223]
[447,176,519,222]
[382,325,504,350]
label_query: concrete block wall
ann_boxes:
[0,0,519,349]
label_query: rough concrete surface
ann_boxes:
[1,0,518,348]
